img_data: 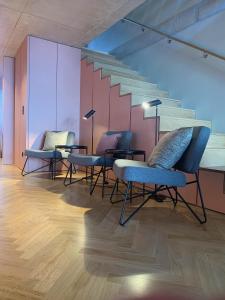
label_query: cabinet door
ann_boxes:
[28,37,57,171]
[57,44,81,144]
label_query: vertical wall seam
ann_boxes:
[27,37,30,170]
[56,43,58,130]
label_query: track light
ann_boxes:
[203,52,208,59]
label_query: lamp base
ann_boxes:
[153,194,167,202]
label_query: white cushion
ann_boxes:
[42,131,68,150]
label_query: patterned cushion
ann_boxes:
[148,127,193,169]
[96,133,121,155]
[42,131,68,150]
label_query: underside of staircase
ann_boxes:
[82,48,225,169]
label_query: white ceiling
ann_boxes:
[0,0,144,77]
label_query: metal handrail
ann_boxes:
[123,17,225,62]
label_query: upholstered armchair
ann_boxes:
[65,130,133,197]
[22,131,75,179]
[111,126,210,225]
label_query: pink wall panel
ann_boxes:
[199,170,225,214]
[92,69,110,152]
[2,57,15,164]
[130,105,155,159]
[80,61,94,154]
[15,38,27,169]
[178,173,198,205]
[109,85,131,131]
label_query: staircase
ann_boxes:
[82,48,225,169]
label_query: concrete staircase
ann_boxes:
[82,48,225,169]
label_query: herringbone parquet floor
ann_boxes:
[0,164,225,300]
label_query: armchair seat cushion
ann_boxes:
[68,154,101,166]
[113,159,186,187]
[68,154,115,167]
[24,149,69,159]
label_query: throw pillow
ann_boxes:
[42,131,68,150]
[148,127,193,169]
[96,133,121,155]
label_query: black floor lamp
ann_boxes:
[142,99,164,201]
[142,99,162,146]
[83,109,96,154]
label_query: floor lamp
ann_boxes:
[142,99,162,146]
[142,99,164,202]
[83,109,96,154]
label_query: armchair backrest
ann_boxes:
[45,131,75,146]
[66,132,75,145]
[175,126,210,174]
[105,130,133,159]
[106,131,132,150]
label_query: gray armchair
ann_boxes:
[111,126,210,225]
[22,131,75,179]
[65,130,133,197]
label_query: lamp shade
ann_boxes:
[83,109,96,120]
[142,99,162,109]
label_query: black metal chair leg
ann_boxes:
[195,172,207,223]
[110,178,119,204]
[90,167,102,195]
[119,181,132,226]
[119,185,163,226]
[166,186,176,207]
[64,163,72,186]
[101,166,106,199]
[173,174,207,224]
[21,157,28,176]
[89,166,94,193]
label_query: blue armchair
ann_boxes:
[111,126,210,225]
[65,130,133,197]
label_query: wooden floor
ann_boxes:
[0,164,225,300]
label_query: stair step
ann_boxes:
[144,106,196,119]
[131,95,182,107]
[207,133,225,149]
[101,69,145,81]
[82,48,115,61]
[200,148,225,168]
[93,62,139,77]
[121,85,168,98]
[158,116,211,132]
[110,74,157,89]
[86,56,130,69]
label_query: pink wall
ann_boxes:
[2,57,15,164]
[80,57,225,215]
[15,38,27,169]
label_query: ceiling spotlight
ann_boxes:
[203,52,208,59]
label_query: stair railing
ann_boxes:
[122,17,225,62]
